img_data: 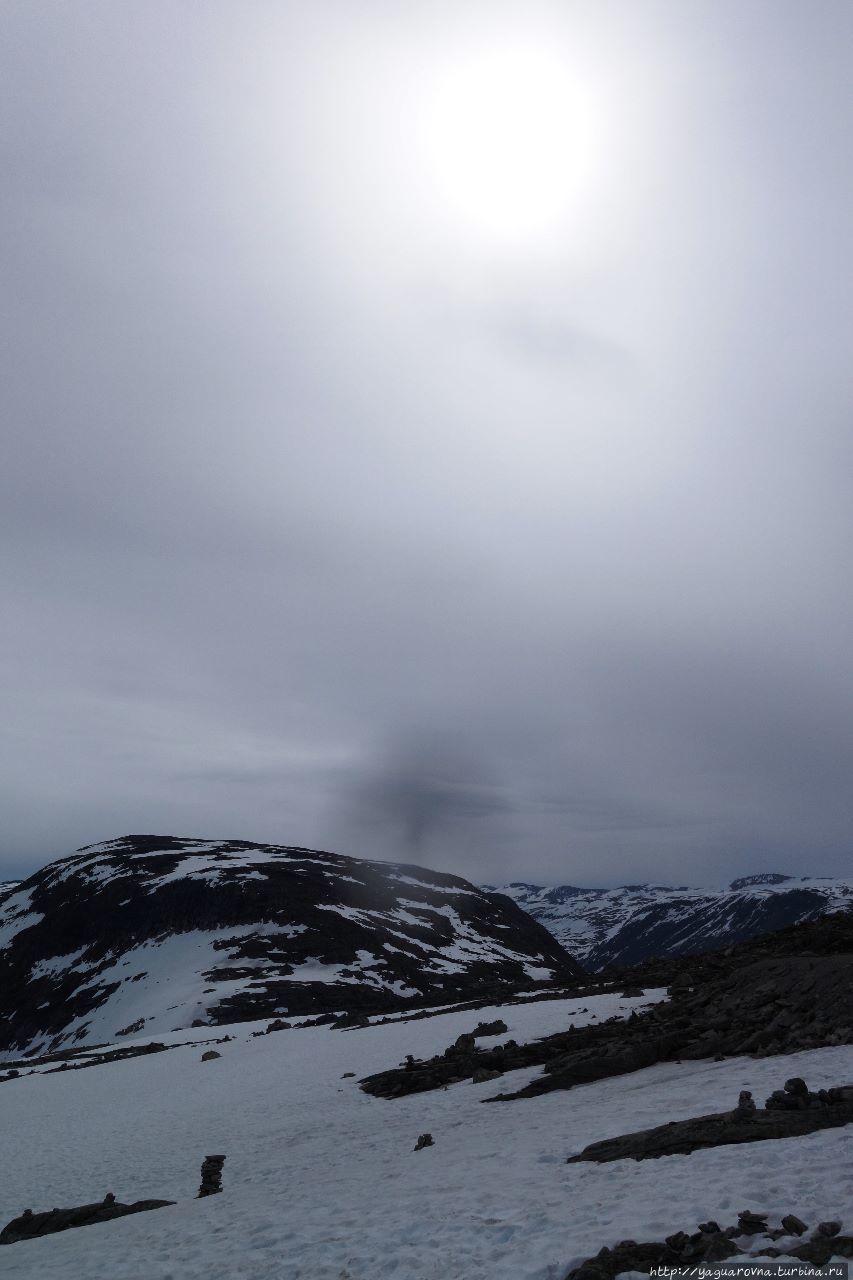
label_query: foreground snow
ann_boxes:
[2,989,853,1279]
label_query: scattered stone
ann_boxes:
[413,1133,434,1151]
[200,1050,221,1062]
[781,1215,808,1236]
[737,1211,769,1236]
[789,1238,853,1266]
[816,1221,842,1238]
[734,1090,756,1117]
[197,1154,226,1198]
[473,1019,508,1038]
[341,1072,355,1078]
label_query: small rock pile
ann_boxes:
[565,1212,853,1280]
[197,1155,226,1198]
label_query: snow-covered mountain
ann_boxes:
[487,873,853,969]
[0,835,582,1056]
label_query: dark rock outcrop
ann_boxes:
[0,1195,175,1245]
[567,1080,853,1162]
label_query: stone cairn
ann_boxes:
[197,1155,226,1198]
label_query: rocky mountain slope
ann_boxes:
[363,910,853,1103]
[0,835,583,1056]
[487,873,853,969]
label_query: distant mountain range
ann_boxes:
[485,873,853,969]
[0,835,582,1056]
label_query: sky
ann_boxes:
[2,0,853,887]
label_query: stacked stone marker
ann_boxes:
[197,1155,226,1198]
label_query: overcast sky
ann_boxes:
[2,1,852,886]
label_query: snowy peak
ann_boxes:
[489,874,853,970]
[0,835,583,1056]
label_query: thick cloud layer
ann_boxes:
[2,1,852,885]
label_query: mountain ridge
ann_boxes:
[485,873,853,969]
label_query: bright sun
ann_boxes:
[421,46,586,244]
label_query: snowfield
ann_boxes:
[3,988,853,1279]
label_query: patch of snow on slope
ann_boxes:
[29,927,283,1050]
[29,948,89,980]
[0,888,43,948]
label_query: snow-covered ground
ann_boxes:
[2,988,853,1279]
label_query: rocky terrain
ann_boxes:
[489,872,853,968]
[362,910,853,1099]
[0,835,583,1056]
[566,1211,853,1280]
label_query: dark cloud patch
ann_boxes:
[336,732,512,860]
[489,308,627,374]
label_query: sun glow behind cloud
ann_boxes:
[418,44,594,245]
[246,8,664,285]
